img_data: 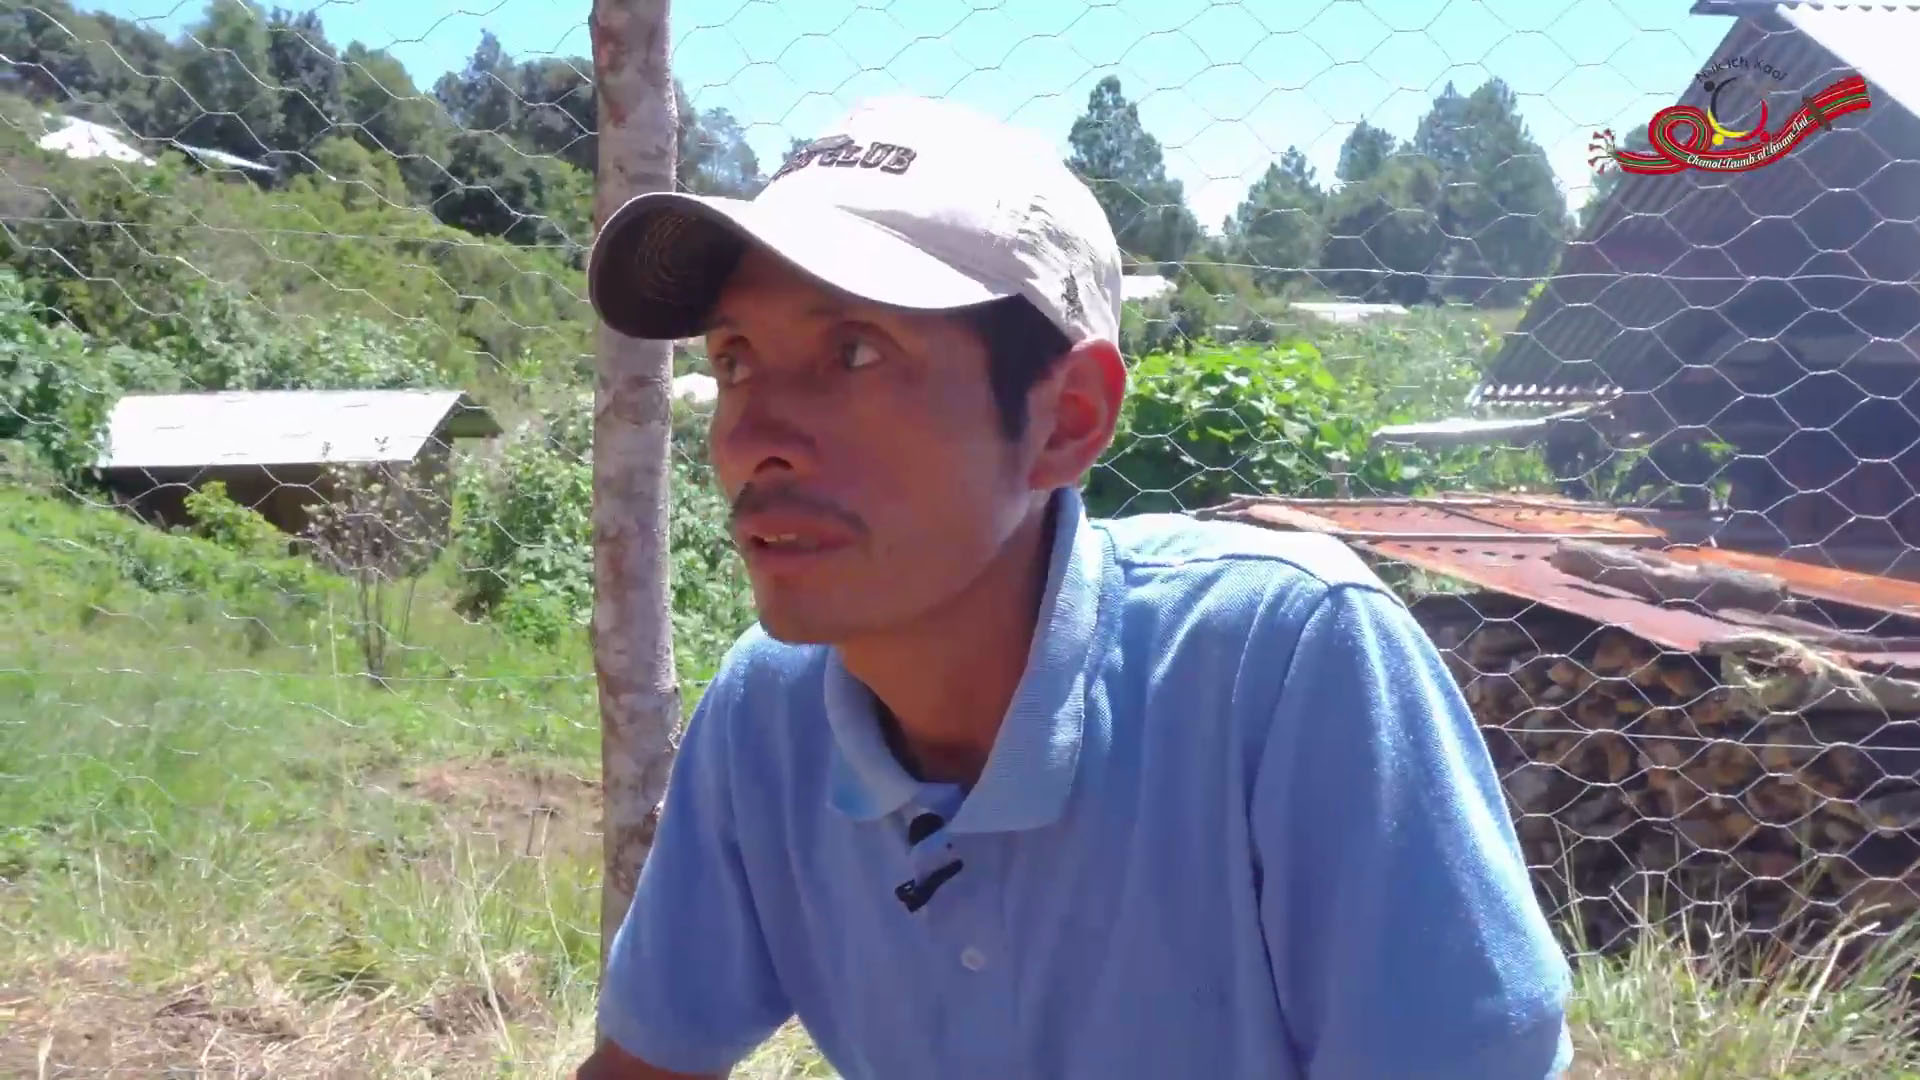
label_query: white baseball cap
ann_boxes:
[587,95,1123,345]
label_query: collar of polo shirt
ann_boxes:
[822,487,1109,833]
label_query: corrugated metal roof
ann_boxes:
[1122,274,1176,302]
[1291,301,1410,324]
[1206,494,1920,669]
[1372,402,1609,449]
[170,140,276,175]
[32,114,272,175]
[1778,5,1920,117]
[1479,3,1920,407]
[99,389,500,471]
[37,115,155,166]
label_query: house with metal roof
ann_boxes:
[99,389,501,549]
[1384,1,1920,561]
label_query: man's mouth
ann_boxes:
[732,513,859,564]
[748,532,825,553]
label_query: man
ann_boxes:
[578,94,1573,1080]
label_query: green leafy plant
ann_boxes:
[452,393,755,665]
[183,480,287,557]
[1087,324,1554,517]
[0,269,171,484]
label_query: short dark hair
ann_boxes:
[960,296,1074,440]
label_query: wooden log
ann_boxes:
[1656,657,1713,701]
[1683,689,1739,729]
[1573,692,1616,732]
[1462,624,1535,670]
[1547,658,1592,691]
[1745,776,1818,827]
[1714,607,1920,654]
[1591,631,1652,677]
[1549,539,1799,615]
[1860,789,1920,833]
[1436,600,1920,949]
[1689,739,1760,793]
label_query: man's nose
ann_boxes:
[715,380,824,481]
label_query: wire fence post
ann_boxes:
[589,0,680,980]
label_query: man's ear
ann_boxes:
[1026,338,1127,492]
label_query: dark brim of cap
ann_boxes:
[587,191,1016,340]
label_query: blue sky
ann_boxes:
[82,0,1733,227]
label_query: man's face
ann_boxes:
[704,248,1043,645]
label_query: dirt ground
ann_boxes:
[395,755,604,863]
[2,757,602,1079]
[0,950,566,1078]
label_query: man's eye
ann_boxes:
[711,350,750,385]
[839,337,884,370]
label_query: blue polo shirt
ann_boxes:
[600,487,1574,1079]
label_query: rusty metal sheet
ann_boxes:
[1453,505,1664,538]
[1362,535,1734,653]
[1226,496,1920,624]
[1666,547,1920,620]
[1230,495,1663,536]
[1223,500,1920,668]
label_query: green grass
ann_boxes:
[2,485,1918,1078]
[1566,913,1920,1079]
[0,486,604,1075]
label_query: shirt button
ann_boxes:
[960,946,987,972]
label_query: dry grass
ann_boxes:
[0,949,599,1079]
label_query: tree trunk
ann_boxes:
[589,0,679,983]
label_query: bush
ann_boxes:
[0,268,172,483]
[452,397,594,638]
[453,393,754,666]
[140,290,454,394]
[1086,320,1553,517]
[183,480,287,557]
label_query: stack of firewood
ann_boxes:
[1203,495,1920,954]
[1411,579,1920,955]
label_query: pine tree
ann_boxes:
[1408,78,1569,306]
[1336,120,1397,184]
[1224,147,1325,288]
[174,0,284,161]
[1066,75,1201,266]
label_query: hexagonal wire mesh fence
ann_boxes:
[5,0,1920,1074]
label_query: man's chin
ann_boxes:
[754,609,847,646]
[750,594,855,646]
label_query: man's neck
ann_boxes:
[838,497,1060,788]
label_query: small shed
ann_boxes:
[99,389,501,549]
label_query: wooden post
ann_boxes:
[589,0,680,984]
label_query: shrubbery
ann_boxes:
[451,393,754,662]
[1088,316,1552,517]
[182,480,287,557]
[0,269,170,481]
[0,121,591,392]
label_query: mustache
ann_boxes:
[728,483,866,533]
